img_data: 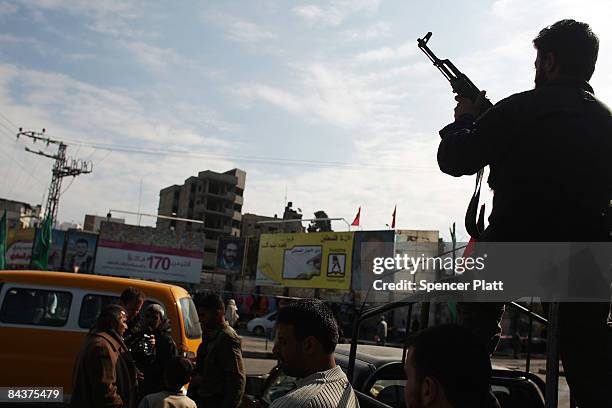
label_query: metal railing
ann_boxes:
[347,292,566,408]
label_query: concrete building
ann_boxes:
[83,214,125,233]
[157,168,246,272]
[0,198,42,229]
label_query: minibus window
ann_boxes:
[179,296,202,339]
[79,294,119,329]
[0,287,72,326]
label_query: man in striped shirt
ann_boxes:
[270,299,359,408]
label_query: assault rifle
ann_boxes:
[417,32,493,111]
[417,32,491,238]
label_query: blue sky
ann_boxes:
[0,0,610,241]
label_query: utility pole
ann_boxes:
[17,128,93,227]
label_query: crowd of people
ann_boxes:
[68,284,496,408]
[70,287,198,408]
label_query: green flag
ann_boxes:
[31,215,52,270]
[0,210,6,270]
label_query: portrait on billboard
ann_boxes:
[351,230,395,292]
[63,230,98,274]
[216,237,246,274]
[282,245,322,280]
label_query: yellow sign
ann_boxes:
[256,232,354,289]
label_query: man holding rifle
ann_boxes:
[433,20,611,407]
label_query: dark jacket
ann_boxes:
[438,78,612,241]
[71,330,138,408]
[188,321,246,408]
[133,319,178,397]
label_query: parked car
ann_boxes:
[243,343,546,408]
[0,270,202,403]
[247,311,277,336]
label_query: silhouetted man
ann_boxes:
[188,293,245,408]
[438,19,611,407]
[71,304,138,408]
[120,287,145,340]
[404,325,492,408]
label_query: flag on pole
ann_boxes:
[351,207,361,227]
[391,205,396,229]
[0,210,6,270]
[31,215,52,270]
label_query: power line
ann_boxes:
[0,144,47,187]
[58,137,436,172]
[0,111,18,129]
[0,122,17,141]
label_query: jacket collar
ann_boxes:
[544,77,594,93]
[94,330,127,352]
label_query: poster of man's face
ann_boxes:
[216,238,245,274]
[63,230,97,274]
[351,230,395,292]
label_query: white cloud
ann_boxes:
[232,62,396,128]
[226,19,275,43]
[0,33,41,46]
[354,40,417,64]
[0,63,234,150]
[293,0,382,26]
[200,11,276,44]
[340,22,391,41]
[119,40,195,72]
[0,62,243,227]
[0,1,19,17]
[22,0,157,39]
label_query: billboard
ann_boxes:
[351,230,396,294]
[256,232,354,289]
[49,230,67,271]
[94,222,204,283]
[216,237,246,275]
[393,230,440,301]
[6,228,35,269]
[62,230,98,274]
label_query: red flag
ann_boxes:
[351,207,361,227]
[391,205,396,229]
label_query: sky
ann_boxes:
[0,0,610,241]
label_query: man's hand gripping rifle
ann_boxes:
[417,32,492,114]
